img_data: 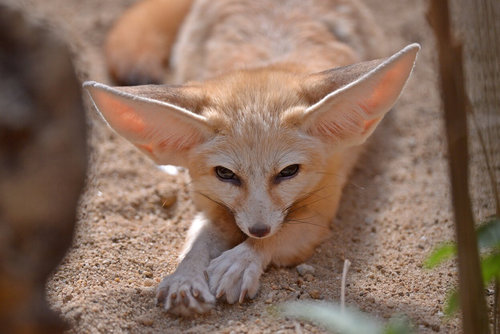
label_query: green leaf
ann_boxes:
[421,216,500,321]
[384,315,415,334]
[481,251,500,283]
[444,289,459,316]
[281,301,383,334]
[477,216,500,250]
[424,242,457,269]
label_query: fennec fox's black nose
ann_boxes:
[249,224,270,238]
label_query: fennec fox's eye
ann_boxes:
[275,164,300,183]
[215,166,241,186]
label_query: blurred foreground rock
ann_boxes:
[0,5,87,333]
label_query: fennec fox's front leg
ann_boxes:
[156,214,233,315]
[84,44,419,315]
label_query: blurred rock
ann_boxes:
[296,263,315,277]
[0,4,87,334]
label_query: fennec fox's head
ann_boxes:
[85,44,419,239]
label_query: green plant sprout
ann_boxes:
[424,216,500,316]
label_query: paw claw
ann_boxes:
[193,288,206,302]
[156,288,167,305]
[156,271,215,316]
[207,243,263,305]
[239,289,247,304]
[180,291,189,307]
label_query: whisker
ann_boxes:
[287,192,338,215]
[313,170,367,191]
[284,219,329,229]
[283,185,331,212]
[292,214,318,220]
[348,181,366,190]
[195,191,235,214]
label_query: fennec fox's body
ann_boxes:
[85,0,419,316]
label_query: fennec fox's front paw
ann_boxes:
[156,270,215,316]
[207,243,264,304]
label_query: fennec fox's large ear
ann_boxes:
[302,43,420,147]
[83,81,213,166]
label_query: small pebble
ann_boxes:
[144,271,153,278]
[139,317,153,327]
[265,292,274,304]
[296,263,315,276]
[308,290,321,299]
[304,273,314,282]
[364,216,375,224]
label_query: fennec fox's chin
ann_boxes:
[85,0,419,316]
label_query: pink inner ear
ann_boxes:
[362,116,381,134]
[94,90,146,135]
[135,143,160,161]
[136,143,154,154]
[362,60,408,115]
[304,44,418,146]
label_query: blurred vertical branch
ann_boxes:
[427,0,490,333]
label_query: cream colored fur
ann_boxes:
[86,0,419,316]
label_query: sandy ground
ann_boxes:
[6,0,465,332]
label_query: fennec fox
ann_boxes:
[85,0,419,316]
